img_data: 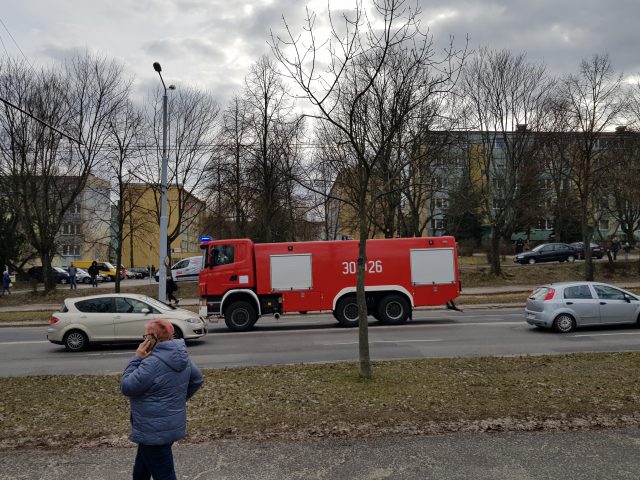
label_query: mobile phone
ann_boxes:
[145,337,157,353]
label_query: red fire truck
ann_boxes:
[198,236,460,331]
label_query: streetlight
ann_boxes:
[152,61,175,303]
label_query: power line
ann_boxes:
[0,17,35,71]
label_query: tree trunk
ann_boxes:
[581,205,594,281]
[489,230,502,276]
[42,251,56,294]
[357,204,372,380]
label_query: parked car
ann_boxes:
[73,261,119,282]
[569,242,605,260]
[525,281,640,333]
[513,243,578,264]
[128,267,149,279]
[47,293,208,351]
[27,266,70,284]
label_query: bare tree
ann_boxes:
[555,54,625,280]
[141,86,219,264]
[242,55,305,242]
[0,54,127,292]
[457,48,554,275]
[272,0,465,378]
[105,99,145,292]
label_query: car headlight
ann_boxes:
[516,255,523,259]
[185,317,201,324]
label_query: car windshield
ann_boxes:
[531,245,546,252]
[76,268,88,274]
[103,262,115,270]
[53,267,66,273]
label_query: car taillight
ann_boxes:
[50,315,59,324]
[543,288,556,301]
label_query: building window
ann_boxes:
[435,198,449,210]
[62,224,81,235]
[537,219,553,230]
[70,203,81,214]
[62,245,80,256]
[599,219,609,231]
[431,218,447,230]
[541,178,553,190]
[492,198,505,210]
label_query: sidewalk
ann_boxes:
[4,282,640,313]
[2,428,639,479]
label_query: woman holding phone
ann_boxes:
[121,319,204,480]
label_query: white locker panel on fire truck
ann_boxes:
[410,248,455,285]
[270,254,313,291]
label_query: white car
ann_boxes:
[47,293,207,351]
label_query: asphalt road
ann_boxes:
[3,308,640,376]
[2,428,640,479]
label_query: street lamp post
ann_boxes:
[153,62,172,303]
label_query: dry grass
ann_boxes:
[1,352,640,449]
[0,282,199,308]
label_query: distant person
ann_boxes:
[515,238,524,254]
[88,261,99,287]
[68,263,77,290]
[1,271,10,295]
[611,236,620,260]
[121,319,203,480]
[151,265,156,279]
[166,274,179,305]
[623,241,631,254]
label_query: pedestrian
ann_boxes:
[88,261,99,287]
[611,236,620,260]
[121,319,203,480]
[1,270,11,295]
[166,275,179,305]
[515,238,524,254]
[151,265,156,279]
[68,262,77,290]
[623,241,631,254]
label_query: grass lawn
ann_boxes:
[1,352,639,449]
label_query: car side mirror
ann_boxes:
[141,308,150,314]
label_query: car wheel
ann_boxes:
[172,325,183,339]
[224,300,257,332]
[64,330,89,352]
[528,258,536,265]
[377,294,410,325]
[334,296,360,327]
[60,278,67,284]
[83,277,90,284]
[567,255,576,263]
[553,314,576,333]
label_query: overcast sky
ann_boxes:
[2,0,639,107]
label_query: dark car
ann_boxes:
[128,267,149,279]
[513,243,578,265]
[569,242,605,260]
[27,266,70,284]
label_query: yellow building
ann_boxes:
[120,184,205,269]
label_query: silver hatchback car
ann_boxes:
[525,282,640,333]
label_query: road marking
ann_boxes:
[325,339,442,346]
[573,332,640,338]
[86,352,133,356]
[0,340,48,345]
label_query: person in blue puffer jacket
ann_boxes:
[121,319,204,480]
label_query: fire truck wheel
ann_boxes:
[334,296,359,327]
[224,301,257,332]
[377,294,410,325]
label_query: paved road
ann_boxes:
[3,308,640,376]
[2,428,640,479]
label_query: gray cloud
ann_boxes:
[3,0,640,110]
